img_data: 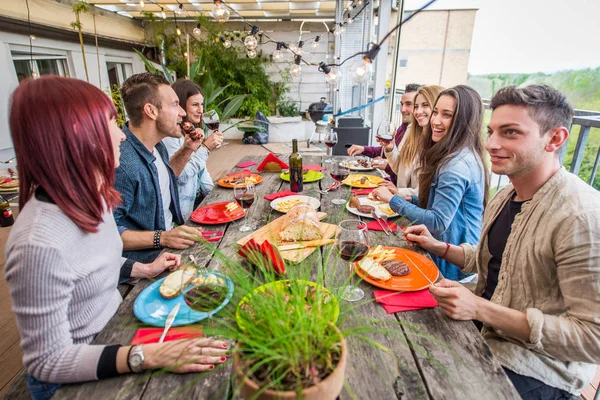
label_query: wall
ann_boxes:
[0,31,146,150]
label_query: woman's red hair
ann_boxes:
[9,76,121,233]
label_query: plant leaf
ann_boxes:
[222,95,246,120]
[207,83,231,105]
[133,49,158,74]
[161,64,174,85]
[190,58,200,82]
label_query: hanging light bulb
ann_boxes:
[272,42,284,61]
[176,3,183,15]
[247,49,257,59]
[161,10,166,19]
[290,55,302,77]
[193,23,201,36]
[29,34,36,40]
[244,26,259,50]
[139,0,144,8]
[340,24,346,34]
[357,0,364,5]
[296,40,304,56]
[333,23,343,36]
[312,35,320,48]
[318,62,342,86]
[220,36,232,48]
[183,51,188,58]
[344,12,353,24]
[176,26,182,36]
[211,0,230,22]
[350,45,380,84]
[31,71,38,78]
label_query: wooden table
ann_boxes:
[4,155,519,400]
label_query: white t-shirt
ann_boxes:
[153,148,173,230]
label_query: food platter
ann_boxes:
[354,247,439,292]
[190,201,244,225]
[279,170,324,183]
[342,174,383,188]
[345,196,398,218]
[339,159,374,171]
[270,195,320,213]
[217,173,263,188]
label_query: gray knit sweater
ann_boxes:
[5,195,123,383]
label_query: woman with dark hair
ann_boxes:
[6,76,229,399]
[163,79,223,220]
[373,85,489,280]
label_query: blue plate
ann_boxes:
[133,271,234,327]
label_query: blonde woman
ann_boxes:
[381,85,444,197]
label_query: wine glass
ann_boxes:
[329,164,349,206]
[233,181,256,232]
[337,219,369,302]
[323,129,338,164]
[203,109,228,148]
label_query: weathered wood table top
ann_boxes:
[6,155,519,400]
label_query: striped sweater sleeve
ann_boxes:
[6,243,106,383]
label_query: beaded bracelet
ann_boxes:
[153,230,163,249]
[441,242,451,258]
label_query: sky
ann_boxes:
[467,0,600,74]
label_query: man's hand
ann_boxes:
[430,279,484,320]
[204,131,223,151]
[347,144,364,157]
[183,130,203,152]
[403,224,444,254]
[371,156,389,170]
[161,226,203,249]
[372,186,395,203]
[377,180,398,194]
[133,252,181,279]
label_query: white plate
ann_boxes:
[345,196,399,219]
[270,195,321,213]
[339,160,375,171]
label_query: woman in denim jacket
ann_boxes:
[373,85,489,280]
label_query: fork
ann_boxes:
[189,255,209,276]
[319,182,340,194]
[371,210,390,236]
[378,213,398,237]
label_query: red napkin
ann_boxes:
[366,220,397,232]
[236,161,258,168]
[257,153,289,172]
[131,326,203,345]
[374,289,438,314]
[264,190,296,201]
[352,188,375,195]
[303,164,326,171]
[238,238,286,274]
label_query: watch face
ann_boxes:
[131,354,143,368]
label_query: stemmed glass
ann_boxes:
[337,220,369,302]
[233,181,256,232]
[329,164,349,206]
[323,129,338,163]
[203,109,228,148]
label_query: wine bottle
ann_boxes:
[289,139,303,193]
[0,194,14,227]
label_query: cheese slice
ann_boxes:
[358,258,391,281]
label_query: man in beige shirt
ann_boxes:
[405,85,600,399]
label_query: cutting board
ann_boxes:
[237,212,339,263]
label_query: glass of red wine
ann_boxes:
[203,109,228,148]
[323,129,338,164]
[233,181,257,232]
[337,219,369,302]
[330,164,349,205]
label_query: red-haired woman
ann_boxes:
[6,76,229,400]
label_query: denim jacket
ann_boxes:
[390,147,485,280]
[113,123,184,263]
[162,137,212,221]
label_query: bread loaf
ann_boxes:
[279,204,324,242]
[159,267,196,299]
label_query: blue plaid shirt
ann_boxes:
[113,123,184,263]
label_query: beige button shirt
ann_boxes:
[460,167,600,394]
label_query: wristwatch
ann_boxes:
[128,345,145,373]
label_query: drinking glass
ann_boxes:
[329,164,349,206]
[323,129,338,163]
[337,219,369,302]
[233,181,256,232]
[203,109,228,148]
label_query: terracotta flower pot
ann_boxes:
[233,326,347,400]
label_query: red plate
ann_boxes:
[190,202,244,225]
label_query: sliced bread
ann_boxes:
[159,267,196,299]
[358,258,391,281]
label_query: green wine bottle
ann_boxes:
[289,139,303,193]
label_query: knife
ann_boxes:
[159,303,181,343]
[371,210,390,236]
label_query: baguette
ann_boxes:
[159,267,196,299]
[358,258,391,281]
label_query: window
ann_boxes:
[399,59,408,68]
[12,51,70,82]
[107,62,133,89]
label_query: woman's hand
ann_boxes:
[377,180,398,194]
[371,157,388,170]
[132,253,181,279]
[403,224,443,254]
[145,337,230,373]
[372,187,394,203]
[204,131,224,151]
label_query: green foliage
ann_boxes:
[277,99,300,117]
[469,67,600,189]
[108,84,126,128]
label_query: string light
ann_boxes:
[29,34,36,40]
[247,49,257,59]
[211,0,230,22]
[312,35,320,48]
[272,42,284,61]
[183,51,188,57]
[244,26,259,50]
[176,3,183,15]
[344,12,354,24]
[176,26,182,36]
[220,36,232,48]
[296,40,304,56]
[318,62,342,86]
[193,23,201,36]
[290,55,302,77]
[351,45,380,83]
[333,23,343,36]
[139,0,144,8]
[161,10,166,19]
